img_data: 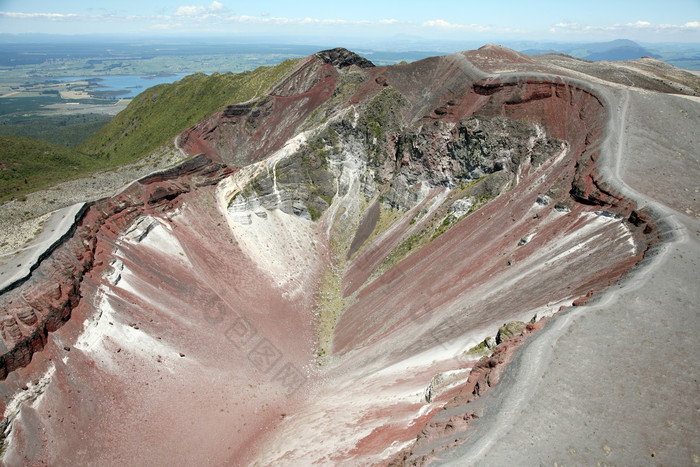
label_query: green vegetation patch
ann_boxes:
[0,135,102,203]
[314,263,346,364]
[0,58,302,204]
[0,114,111,148]
[0,95,63,117]
[431,193,492,240]
[78,58,300,167]
[467,337,496,355]
[357,87,407,144]
[348,204,403,261]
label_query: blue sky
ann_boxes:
[1,0,699,43]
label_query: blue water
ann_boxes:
[52,73,190,98]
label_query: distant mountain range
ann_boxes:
[356,37,700,70]
[519,39,661,61]
[0,35,698,70]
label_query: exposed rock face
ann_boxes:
[315,47,375,69]
[0,45,689,465]
[178,54,339,166]
[496,321,527,345]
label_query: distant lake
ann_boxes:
[52,73,191,98]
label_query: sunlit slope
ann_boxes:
[78,59,300,165]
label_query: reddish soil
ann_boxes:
[179,55,338,167]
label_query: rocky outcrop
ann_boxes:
[315,47,375,69]
[495,321,527,345]
[381,115,561,210]
[227,108,564,230]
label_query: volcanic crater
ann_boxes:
[0,46,697,465]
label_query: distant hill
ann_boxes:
[582,39,660,61]
[78,58,300,166]
[521,39,660,62]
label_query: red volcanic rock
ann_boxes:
[476,44,534,64]
[0,154,232,380]
[334,72,657,359]
[178,53,343,166]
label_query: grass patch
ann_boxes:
[0,95,63,117]
[349,204,403,262]
[0,135,102,203]
[308,204,323,222]
[379,229,427,272]
[466,337,495,355]
[372,180,496,279]
[368,205,403,240]
[314,264,346,364]
[431,194,491,240]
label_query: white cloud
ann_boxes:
[174,1,228,18]
[1,6,402,31]
[422,19,524,34]
[2,6,698,40]
[0,10,137,23]
[150,23,182,30]
[423,19,463,30]
[209,1,225,12]
[551,19,700,35]
[0,11,79,20]
[554,22,580,29]
[174,5,206,16]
